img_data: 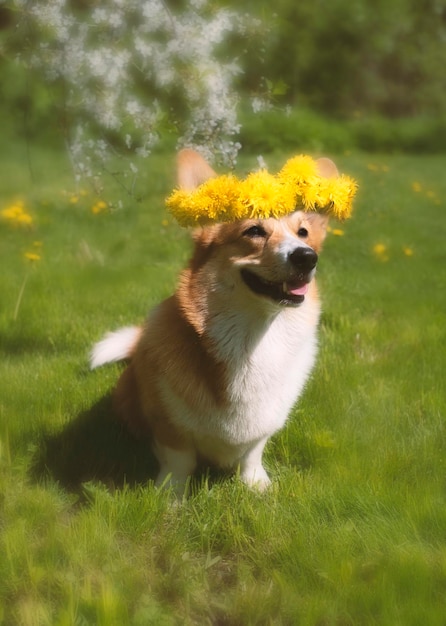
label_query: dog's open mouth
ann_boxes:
[240,269,310,306]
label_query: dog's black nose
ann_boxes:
[288,247,318,271]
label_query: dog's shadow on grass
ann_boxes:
[31,394,159,492]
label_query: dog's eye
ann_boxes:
[243,225,267,238]
[297,227,309,238]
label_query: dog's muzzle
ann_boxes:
[241,246,318,307]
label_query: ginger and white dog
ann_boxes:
[91,150,337,493]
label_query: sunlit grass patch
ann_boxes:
[0,147,445,625]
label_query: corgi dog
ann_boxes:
[91,150,336,494]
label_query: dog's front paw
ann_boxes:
[153,444,196,498]
[240,465,271,492]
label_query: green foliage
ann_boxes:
[1,142,446,624]
[239,107,446,154]
[239,0,446,117]
[2,0,446,162]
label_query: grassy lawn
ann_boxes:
[1,138,445,625]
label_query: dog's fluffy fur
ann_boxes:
[91,150,336,493]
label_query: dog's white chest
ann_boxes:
[221,307,318,440]
[164,301,320,464]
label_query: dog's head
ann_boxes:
[178,150,336,309]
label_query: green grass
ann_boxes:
[1,139,445,625]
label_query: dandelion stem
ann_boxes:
[13,272,29,322]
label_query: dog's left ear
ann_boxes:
[315,157,339,179]
[177,149,217,191]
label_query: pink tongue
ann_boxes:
[288,283,308,296]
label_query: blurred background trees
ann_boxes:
[0,0,445,162]
[240,0,446,118]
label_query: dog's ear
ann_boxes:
[177,149,217,191]
[315,157,339,179]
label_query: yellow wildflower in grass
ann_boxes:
[373,243,386,255]
[332,228,345,236]
[91,200,108,214]
[69,195,79,204]
[373,243,389,261]
[1,200,33,227]
[166,154,358,226]
[412,182,422,193]
[403,247,414,257]
[24,252,41,262]
[16,212,33,225]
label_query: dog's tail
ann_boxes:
[90,326,142,369]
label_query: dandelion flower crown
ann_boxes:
[166,154,358,226]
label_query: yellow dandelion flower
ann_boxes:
[1,207,17,220]
[403,247,414,257]
[373,243,387,255]
[200,175,242,222]
[373,243,389,261]
[69,195,79,204]
[412,182,422,193]
[316,176,357,220]
[239,171,294,219]
[1,201,33,226]
[278,155,318,186]
[332,228,345,236]
[165,190,196,226]
[17,212,33,225]
[165,154,357,225]
[91,200,108,214]
[24,252,41,262]
[297,179,322,211]
[166,175,242,225]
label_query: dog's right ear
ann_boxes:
[177,149,217,191]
